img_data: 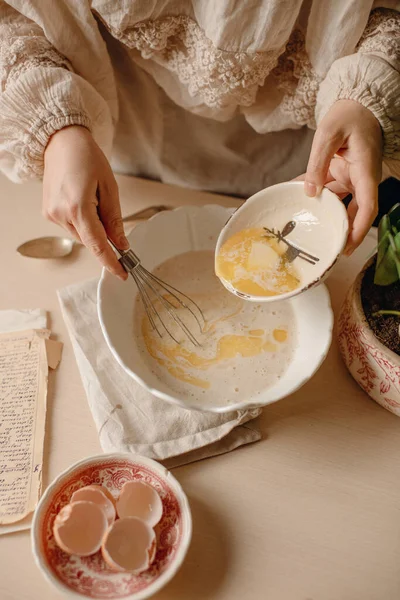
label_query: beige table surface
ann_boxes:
[0,173,399,600]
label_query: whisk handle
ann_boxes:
[107,238,141,273]
[119,250,141,272]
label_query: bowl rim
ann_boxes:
[31,452,192,600]
[98,203,334,413]
[349,255,400,365]
[215,181,349,303]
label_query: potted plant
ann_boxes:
[338,204,400,414]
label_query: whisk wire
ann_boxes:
[111,241,203,346]
[135,269,181,345]
[146,271,205,329]
[137,267,201,347]
[133,271,163,338]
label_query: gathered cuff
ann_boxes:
[0,67,113,182]
[316,54,400,159]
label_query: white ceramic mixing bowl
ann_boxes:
[98,205,333,413]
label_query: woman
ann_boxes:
[0,1,399,280]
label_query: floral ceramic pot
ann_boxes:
[338,256,400,415]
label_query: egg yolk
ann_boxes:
[216,227,300,296]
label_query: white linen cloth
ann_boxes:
[58,279,262,468]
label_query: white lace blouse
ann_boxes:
[0,0,399,196]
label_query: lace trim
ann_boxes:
[104,14,321,124]
[103,14,281,110]
[271,29,321,127]
[356,8,400,64]
[0,25,72,93]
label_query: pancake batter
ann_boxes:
[134,250,297,405]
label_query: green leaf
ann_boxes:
[376,214,391,269]
[374,249,398,285]
[374,231,400,285]
[375,205,400,286]
[388,203,400,234]
[394,230,400,252]
[388,202,400,221]
[393,231,400,279]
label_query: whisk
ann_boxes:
[109,240,204,346]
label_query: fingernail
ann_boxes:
[106,266,128,280]
[344,245,354,257]
[117,269,128,281]
[304,182,317,197]
[119,235,130,250]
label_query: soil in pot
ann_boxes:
[361,260,400,356]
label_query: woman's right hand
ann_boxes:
[43,125,129,280]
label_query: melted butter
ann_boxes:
[141,298,287,389]
[135,250,296,401]
[273,329,288,343]
[216,227,300,296]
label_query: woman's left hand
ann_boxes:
[297,99,383,255]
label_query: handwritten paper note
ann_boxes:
[0,329,61,527]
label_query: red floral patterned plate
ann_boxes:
[32,453,192,599]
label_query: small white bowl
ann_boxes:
[215,181,348,302]
[98,205,334,413]
[32,453,192,600]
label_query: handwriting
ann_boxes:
[0,330,48,524]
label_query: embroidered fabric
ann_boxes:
[2,9,398,127]
[1,3,399,180]
[0,23,72,93]
[316,8,400,158]
[108,14,281,110]
[104,9,399,128]
[271,29,321,128]
[357,7,400,66]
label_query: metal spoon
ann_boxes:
[17,236,76,259]
[16,205,170,259]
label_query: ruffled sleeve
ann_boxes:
[315,8,400,161]
[0,1,114,182]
